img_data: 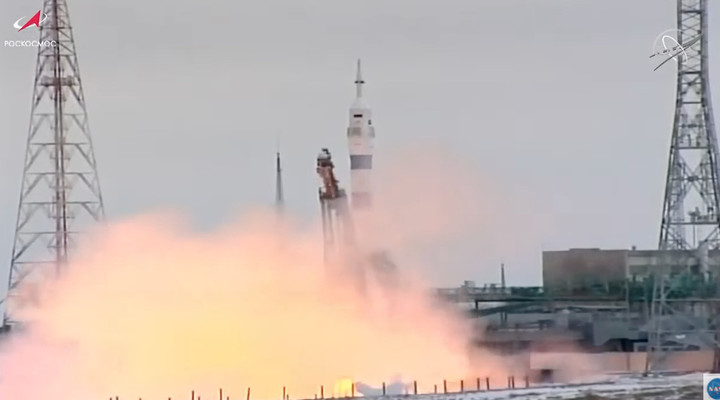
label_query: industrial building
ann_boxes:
[436,245,720,369]
[542,247,720,296]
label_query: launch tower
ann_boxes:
[5,0,105,328]
[648,0,720,373]
[317,149,360,275]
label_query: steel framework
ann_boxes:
[5,0,105,327]
[648,0,720,372]
[316,148,356,267]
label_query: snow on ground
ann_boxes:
[343,373,702,400]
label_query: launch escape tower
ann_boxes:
[4,0,105,327]
[648,0,720,372]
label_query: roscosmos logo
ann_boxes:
[13,10,48,32]
[4,10,56,48]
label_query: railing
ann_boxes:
[104,375,534,400]
[435,286,629,303]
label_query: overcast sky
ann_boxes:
[1,0,719,287]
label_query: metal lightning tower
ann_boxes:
[5,0,105,327]
[275,152,284,214]
[648,0,720,372]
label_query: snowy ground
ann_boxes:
[345,373,702,400]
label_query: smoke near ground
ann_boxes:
[0,147,517,400]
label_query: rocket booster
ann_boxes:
[346,60,397,278]
[347,59,375,210]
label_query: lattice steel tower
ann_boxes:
[5,0,105,327]
[648,0,719,372]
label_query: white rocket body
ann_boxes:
[346,60,397,280]
[347,59,375,218]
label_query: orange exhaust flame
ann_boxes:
[0,146,516,400]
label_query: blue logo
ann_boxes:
[708,378,720,399]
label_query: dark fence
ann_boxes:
[109,375,532,400]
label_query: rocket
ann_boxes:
[347,59,375,211]
[346,60,397,280]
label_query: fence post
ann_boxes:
[247,387,251,400]
[220,388,223,400]
[486,377,490,390]
[283,386,286,400]
[460,380,464,393]
[525,375,529,388]
[351,383,355,398]
[413,381,417,395]
[320,385,324,399]
[433,384,437,394]
[192,391,195,400]
[511,376,515,389]
[443,380,447,394]
[382,382,386,396]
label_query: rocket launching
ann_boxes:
[315,60,377,271]
[344,60,397,281]
[347,59,375,211]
